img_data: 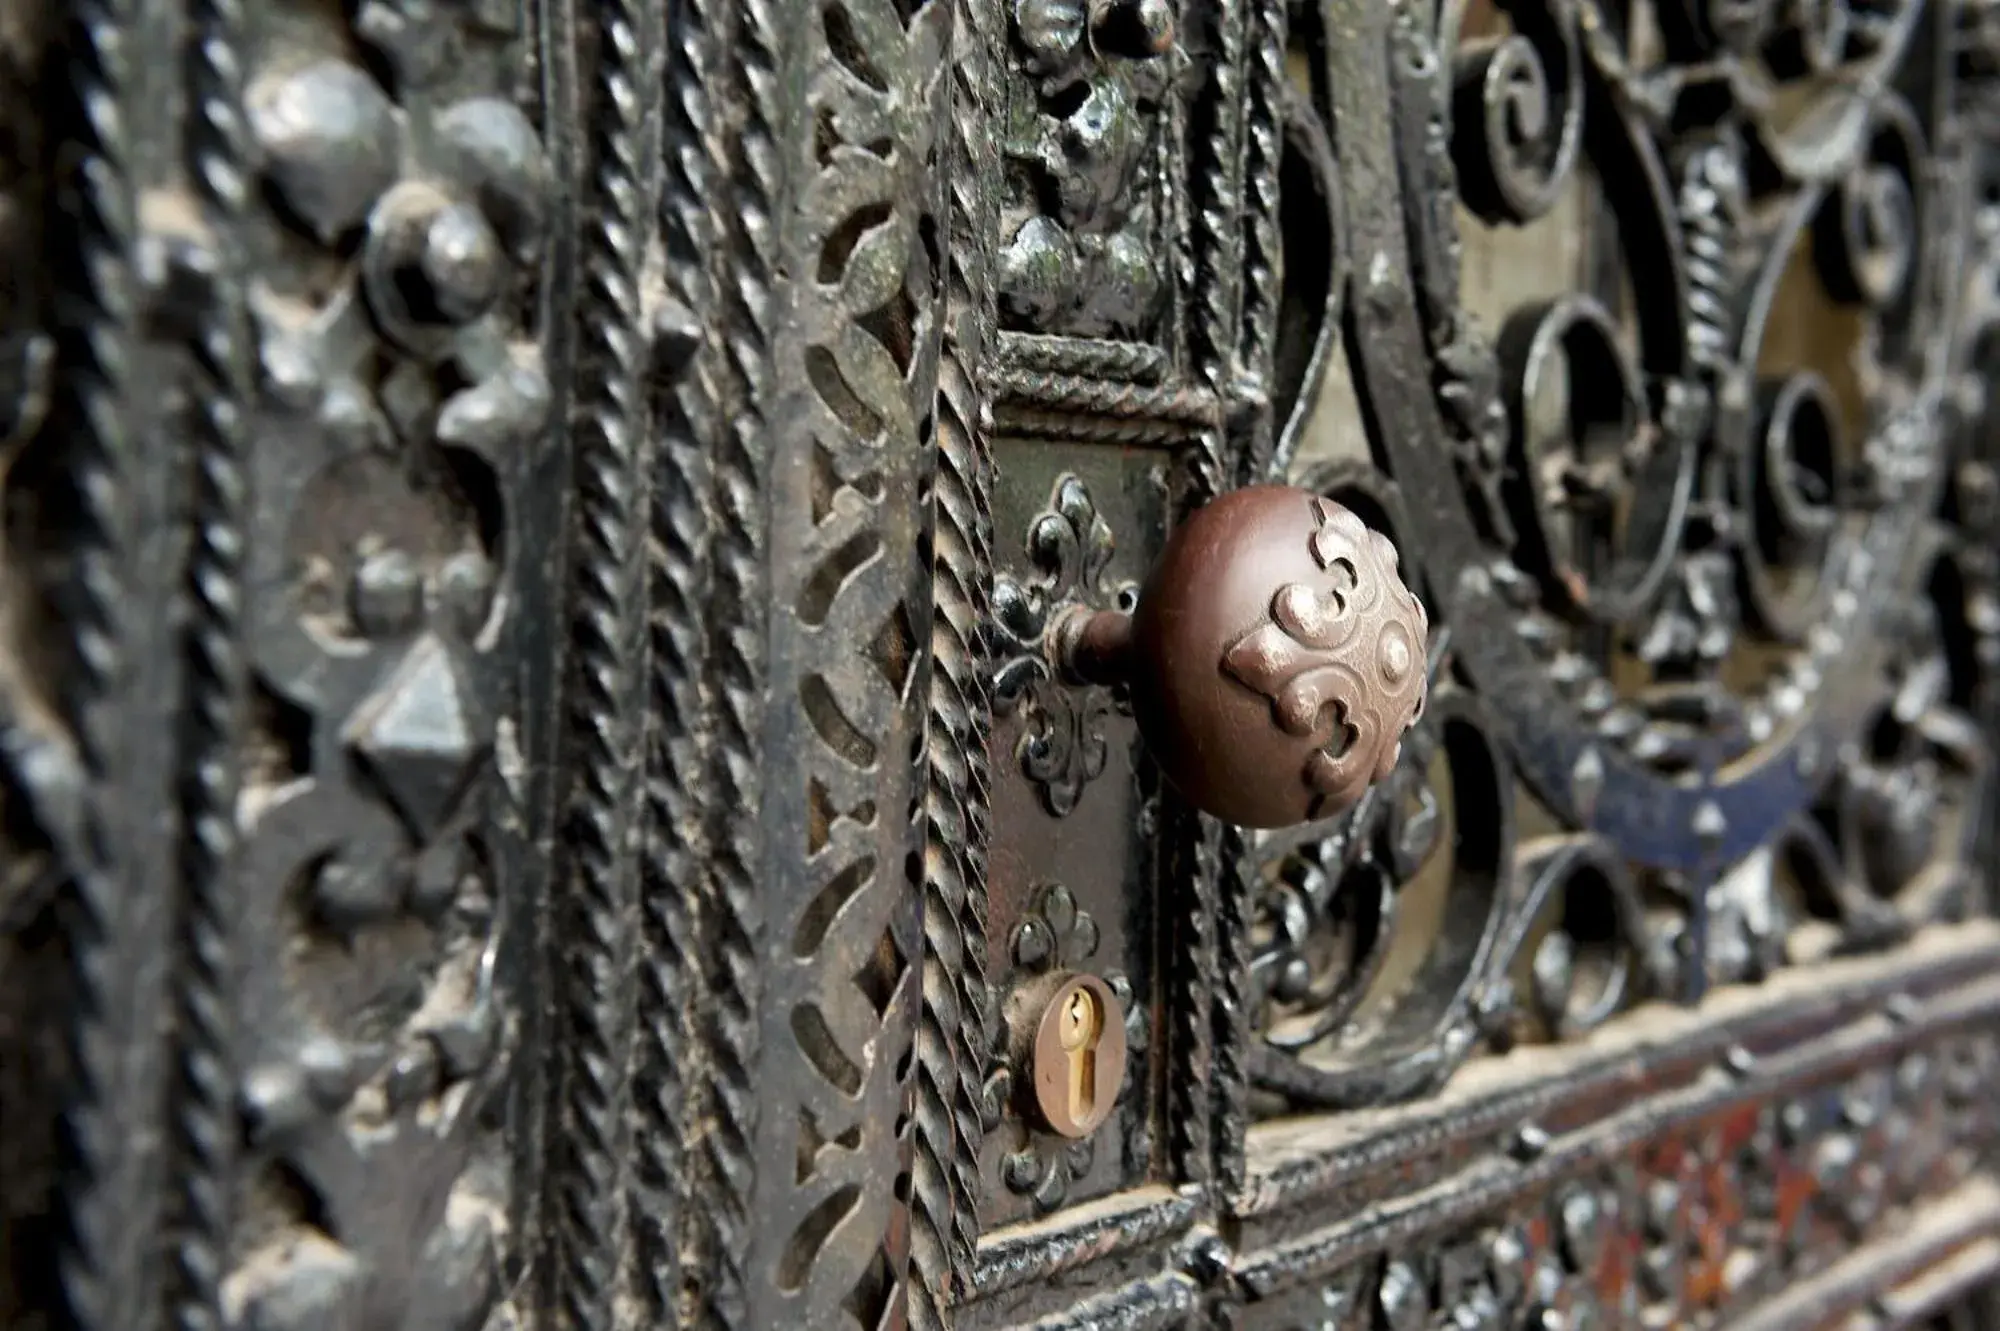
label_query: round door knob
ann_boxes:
[1057,485,1429,828]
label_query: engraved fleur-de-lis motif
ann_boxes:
[994,473,1131,817]
[994,473,1117,648]
[1222,499,1429,815]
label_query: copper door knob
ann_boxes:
[1058,486,1429,828]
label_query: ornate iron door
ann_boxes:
[1,0,1999,1323]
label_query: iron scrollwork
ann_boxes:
[4,0,2000,1320]
[1238,0,2000,1299]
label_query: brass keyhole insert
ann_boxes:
[1028,973,1127,1139]
[1059,986,1103,1123]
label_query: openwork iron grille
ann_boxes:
[0,0,1996,1325]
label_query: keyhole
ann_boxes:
[1059,987,1103,1123]
[1028,976,1127,1138]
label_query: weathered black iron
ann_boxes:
[0,0,1996,1325]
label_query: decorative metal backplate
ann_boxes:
[0,0,1997,1325]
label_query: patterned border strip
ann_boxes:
[991,402,1222,445]
[548,0,670,1316]
[1871,1233,2000,1328]
[56,0,186,1318]
[166,0,255,1318]
[1237,922,2000,1219]
[996,333,1169,384]
[913,0,1002,1315]
[969,1188,1200,1299]
[988,367,1216,429]
[1017,1272,1202,1331]
[1732,1176,2000,1331]
[1234,922,2000,1298]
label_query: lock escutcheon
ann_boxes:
[1026,973,1127,1139]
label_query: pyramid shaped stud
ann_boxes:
[344,632,490,840]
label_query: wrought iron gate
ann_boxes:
[1,0,1998,1323]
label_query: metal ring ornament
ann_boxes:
[1443,0,1584,226]
[1736,371,1846,641]
[1814,101,1926,318]
[1497,293,1699,625]
[1492,835,1650,1041]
